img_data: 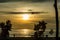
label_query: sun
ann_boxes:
[22,14,29,20]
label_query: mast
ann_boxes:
[54,0,59,40]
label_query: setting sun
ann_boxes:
[22,14,29,20]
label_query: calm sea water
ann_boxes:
[9,29,56,37]
[0,14,57,37]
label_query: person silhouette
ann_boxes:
[5,20,12,37]
[5,20,12,31]
[0,22,6,38]
[0,20,12,39]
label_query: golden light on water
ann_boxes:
[9,29,35,37]
[22,29,29,35]
[19,29,34,35]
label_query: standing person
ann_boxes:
[0,22,5,38]
[5,20,12,37]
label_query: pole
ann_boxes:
[54,0,59,40]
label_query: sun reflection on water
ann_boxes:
[10,29,34,37]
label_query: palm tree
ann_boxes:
[54,0,59,40]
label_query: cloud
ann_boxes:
[0,0,55,3]
[0,0,60,3]
[0,0,9,2]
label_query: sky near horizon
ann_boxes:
[0,0,60,37]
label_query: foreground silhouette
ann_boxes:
[0,20,12,38]
[34,20,47,40]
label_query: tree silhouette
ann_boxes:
[34,21,47,38]
[41,21,47,32]
[38,21,47,37]
[54,0,59,40]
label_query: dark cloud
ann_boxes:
[0,0,9,2]
[31,0,51,2]
[0,11,48,14]
[0,0,60,3]
[0,0,52,3]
